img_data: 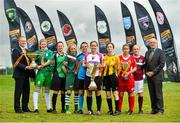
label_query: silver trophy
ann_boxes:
[26,51,40,69]
[88,63,99,91]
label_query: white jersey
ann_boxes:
[84,52,103,77]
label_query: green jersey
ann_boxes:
[35,49,54,73]
[55,53,66,78]
[64,54,77,74]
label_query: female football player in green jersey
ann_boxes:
[33,39,54,113]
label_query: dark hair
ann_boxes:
[56,41,64,47]
[106,42,115,49]
[80,42,88,49]
[90,40,98,46]
[122,44,129,49]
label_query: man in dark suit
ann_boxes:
[144,38,165,115]
[12,36,35,113]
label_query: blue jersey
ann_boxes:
[77,53,86,80]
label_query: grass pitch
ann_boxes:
[0,75,180,122]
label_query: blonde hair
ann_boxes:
[67,44,77,54]
[40,39,47,45]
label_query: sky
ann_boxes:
[0,0,180,67]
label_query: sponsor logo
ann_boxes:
[161,29,172,43]
[143,33,156,47]
[62,24,72,37]
[25,21,32,33]
[127,36,135,46]
[66,38,76,46]
[156,12,164,25]
[97,21,107,34]
[138,16,149,30]
[168,62,177,74]
[46,36,56,48]
[41,21,51,32]
[6,8,17,22]
[123,17,131,30]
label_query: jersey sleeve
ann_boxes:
[131,56,137,68]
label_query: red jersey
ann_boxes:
[118,55,136,86]
[133,55,144,81]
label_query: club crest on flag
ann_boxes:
[138,16,149,30]
[25,21,32,33]
[156,12,165,25]
[123,17,131,30]
[6,8,17,22]
[41,21,51,32]
[62,24,72,37]
[97,21,107,34]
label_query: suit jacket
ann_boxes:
[144,48,165,81]
[12,46,35,79]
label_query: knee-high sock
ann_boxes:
[86,96,92,111]
[119,96,123,112]
[138,96,143,111]
[33,90,40,110]
[45,90,51,110]
[115,99,119,111]
[79,94,84,110]
[129,96,135,112]
[65,93,71,112]
[74,94,79,111]
[52,93,58,110]
[107,98,112,111]
[61,94,65,111]
[96,95,102,111]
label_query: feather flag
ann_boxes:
[17,7,38,51]
[121,2,136,53]
[57,10,77,47]
[134,2,157,49]
[149,0,180,82]
[4,0,21,57]
[95,5,111,54]
[35,5,57,51]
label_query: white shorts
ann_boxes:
[135,80,144,93]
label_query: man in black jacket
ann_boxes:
[144,38,165,115]
[12,36,35,113]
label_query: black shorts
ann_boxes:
[51,74,66,91]
[73,75,79,91]
[85,76,102,90]
[77,79,85,90]
[103,74,118,91]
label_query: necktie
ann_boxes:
[148,49,154,62]
[22,49,30,66]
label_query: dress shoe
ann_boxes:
[150,110,157,114]
[15,109,24,113]
[22,109,32,113]
[155,112,163,115]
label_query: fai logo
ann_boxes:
[97,21,107,34]
[138,16,149,30]
[62,24,72,37]
[6,8,17,22]
[156,12,164,25]
[123,17,131,30]
[41,21,51,32]
[25,21,32,33]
